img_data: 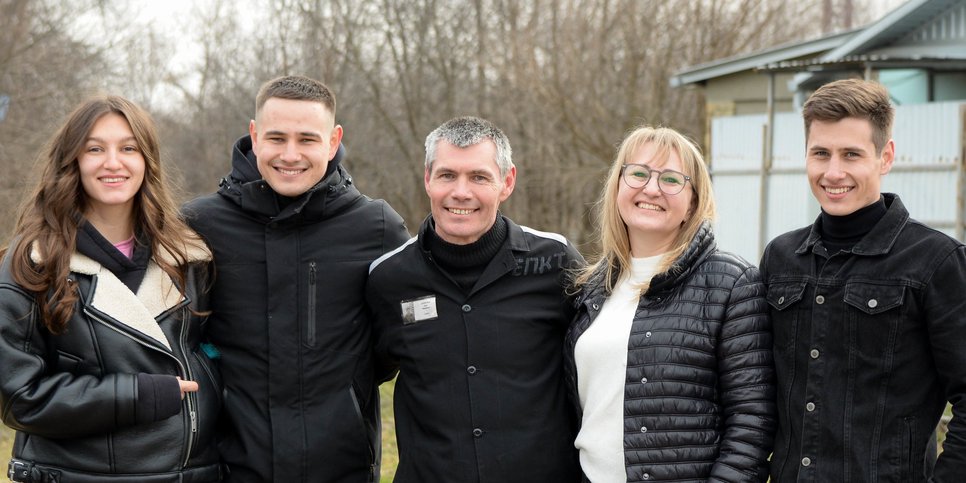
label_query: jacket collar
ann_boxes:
[581,220,716,304]
[648,220,716,292]
[31,236,210,350]
[795,193,908,256]
[417,214,531,295]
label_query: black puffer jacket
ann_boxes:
[182,136,410,483]
[0,238,220,483]
[565,222,776,482]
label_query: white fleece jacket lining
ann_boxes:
[31,237,211,351]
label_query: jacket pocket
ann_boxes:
[843,281,906,371]
[349,384,377,479]
[766,280,807,354]
[306,261,318,347]
[55,350,84,373]
[766,280,806,310]
[844,282,905,315]
[898,416,917,483]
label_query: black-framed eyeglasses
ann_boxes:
[621,164,691,195]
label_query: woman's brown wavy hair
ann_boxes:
[2,95,196,334]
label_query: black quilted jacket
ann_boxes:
[565,222,776,482]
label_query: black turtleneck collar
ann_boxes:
[76,221,152,293]
[426,215,508,291]
[819,196,887,253]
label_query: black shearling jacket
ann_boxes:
[566,222,776,483]
[0,238,220,483]
[182,136,410,483]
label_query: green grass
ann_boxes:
[1,426,11,482]
[380,379,399,482]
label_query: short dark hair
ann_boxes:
[803,78,894,154]
[255,75,336,118]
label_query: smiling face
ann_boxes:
[617,142,694,257]
[78,113,146,224]
[425,140,516,245]
[250,97,343,197]
[806,117,894,216]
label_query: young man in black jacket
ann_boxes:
[367,116,583,482]
[761,79,966,482]
[183,75,409,482]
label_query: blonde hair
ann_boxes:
[575,125,716,294]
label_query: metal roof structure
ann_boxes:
[792,0,966,89]
[669,30,857,87]
[670,0,966,90]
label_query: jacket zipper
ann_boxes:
[83,307,196,468]
[307,261,318,346]
[348,386,376,474]
[178,306,198,467]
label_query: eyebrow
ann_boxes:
[86,136,137,144]
[264,130,323,139]
[432,167,497,178]
[808,144,868,153]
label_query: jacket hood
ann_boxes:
[217,135,358,222]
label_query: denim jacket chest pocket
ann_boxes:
[843,282,905,314]
[843,281,907,363]
[766,280,807,354]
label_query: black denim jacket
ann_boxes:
[761,193,966,483]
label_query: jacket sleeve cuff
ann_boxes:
[135,373,183,424]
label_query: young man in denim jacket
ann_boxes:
[761,78,966,482]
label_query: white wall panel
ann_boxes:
[712,174,762,264]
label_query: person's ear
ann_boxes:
[498,166,517,202]
[249,119,258,147]
[328,125,344,161]
[879,139,895,175]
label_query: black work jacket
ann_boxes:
[761,194,966,483]
[182,136,410,483]
[566,222,776,482]
[0,239,220,482]
[366,215,583,483]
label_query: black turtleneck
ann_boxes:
[76,221,152,293]
[426,216,508,291]
[819,196,887,254]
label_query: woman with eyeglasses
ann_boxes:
[565,125,776,482]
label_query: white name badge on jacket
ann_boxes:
[400,295,438,324]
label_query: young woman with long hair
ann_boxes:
[0,95,221,482]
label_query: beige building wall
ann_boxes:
[705,71,798,116]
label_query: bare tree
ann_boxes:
[0,0,114,240]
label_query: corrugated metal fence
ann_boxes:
[710,101,966,264]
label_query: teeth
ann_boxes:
[278,168,304,176]
[636,202,663,211]
[826,187,852,194]
[448,208,473,215]
[101,177,125,183]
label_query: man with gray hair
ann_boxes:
[367,116,583,481]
